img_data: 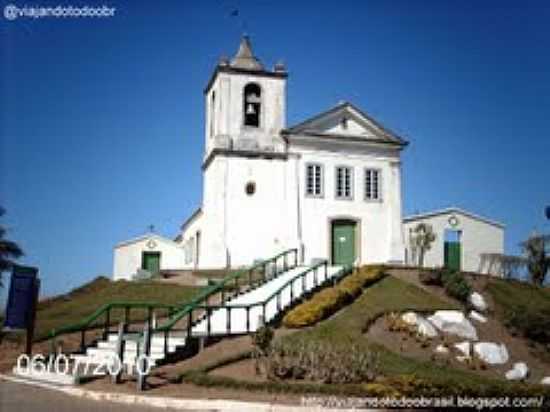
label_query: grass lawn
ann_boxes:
[281,275,526,389]
[33,277,202,340]
[486,277,550,313]
[485,277,550,359]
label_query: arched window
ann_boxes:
[243,83,261,127]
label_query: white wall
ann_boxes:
[293,139,404,265]
[180,211,203,269]
[403,211,504,273]
[205,71,286,157]
[199,154,298,268]
[113,235,186,281]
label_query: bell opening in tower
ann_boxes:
[243,83,261,127]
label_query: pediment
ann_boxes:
[285,102,407,146]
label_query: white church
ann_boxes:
[113,37,504,280]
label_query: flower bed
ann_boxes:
[282,267,386,328]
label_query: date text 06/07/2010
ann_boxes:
[15,353,153,377]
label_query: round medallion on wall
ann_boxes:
[146,239,157,249]
[245,181,256,196]
[448,215,459,228]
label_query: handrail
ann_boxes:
[186,262,354,337]
[152,248,298,334]
[193,261,341,311]
[47,249,297,345]
[48,301,180,339]
[263,260,328,303]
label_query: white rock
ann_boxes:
[416,317,438,338]
[469,310,488,323]
[469,292,488,312]
[505,362,529,381]
[401,312,438,337]
[454,341,471,357]
[428,310,478,340]
[435,344,449,354]
[473,342,509,365]
[541,377,550,385]
[401,312,418,325]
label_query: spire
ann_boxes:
[230,35,264,71]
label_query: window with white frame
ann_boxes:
[364,168,382,201]
[335,166,353,200]
[305,163,323,197]
[185,238,195,264]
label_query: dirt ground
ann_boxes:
[0,328,103,373]
[209,357,267,383]
[386,267,493,305]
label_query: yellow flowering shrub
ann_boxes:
[283,267,385,328]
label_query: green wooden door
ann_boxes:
[444,242,461,271]
[332,221,356,265]
[142,252,161,274]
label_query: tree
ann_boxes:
[523,234,549,286]
[409,223,436,268]
[0,207,24,287]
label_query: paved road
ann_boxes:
[0,380,207,412]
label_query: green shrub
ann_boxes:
[283,288,349,327]
[418,268,458,287]
[442,271,472,302]
[283,267,385,328]
[418,270,443,286]
[338,275,364,298]
[505,306,550,344]
[251,325,275,375]
[418,268,472,303]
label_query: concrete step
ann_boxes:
[84,354,158,368]
[105,334,186,347]
[86,347,164,362]
[97,340,182,353]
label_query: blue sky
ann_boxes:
[1,0,549,301]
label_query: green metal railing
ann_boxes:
[47,248,299,355]
[186,262,353,337]
[151,249,298,334]
[48,301,180,353]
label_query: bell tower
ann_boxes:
[204,36,288,158]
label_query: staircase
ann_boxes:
[191,264,344,335]
[13,250,352,386]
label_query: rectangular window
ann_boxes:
[365,168,382,201]
[306,163,323,197]
[335,166,353,200]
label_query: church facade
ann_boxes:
[113,37,503,281]
[178,36,407,272]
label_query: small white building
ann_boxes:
[114,234,185,281]
[112,37,505,281]
[403,208,505,273]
